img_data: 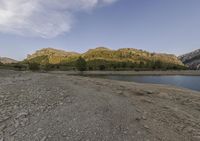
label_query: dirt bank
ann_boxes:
[0,70,200,141]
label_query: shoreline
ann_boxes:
[50,70,200,76]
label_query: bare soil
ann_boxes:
[0,70,200,141]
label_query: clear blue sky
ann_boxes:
[0,0,200,60]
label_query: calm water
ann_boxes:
[98,75,200,91]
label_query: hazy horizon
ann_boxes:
[1,0,200,60]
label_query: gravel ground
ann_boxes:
[0,70,200,141]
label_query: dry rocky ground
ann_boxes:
[0,70,200,141]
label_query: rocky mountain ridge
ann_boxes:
[179,49,200,70]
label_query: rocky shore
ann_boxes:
[0,70,200,141]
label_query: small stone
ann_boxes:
[17,112,28,118]
[3,116,9,121]
[20,118,29,127]
[117,91,123,95]
[144,125,149,129]
[14,120,19,128]
[37,128,42,132]
[136,109,141,113]
[142,116,147,120]
[62,133,67,137]
[0,138,3,141]
[13,105,18,109]
[0,125,6,131]
[142,99,154,103]
[10,130,17,136]
[40,136,47,141]
[145,90,154,94]
[34,120,38,124]
[135,117,141,121]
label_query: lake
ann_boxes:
[97,75,200,91]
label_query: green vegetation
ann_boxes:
[0,47,187,71]
[28,63,40,71]
[13,63,27,71]
[76,57,87,71]
[0,62,27,71]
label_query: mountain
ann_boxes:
[0,57,18,64]
[26,48,79,64]
[83,47,184,68]
[25,47,185,70]
[179,49,200,70]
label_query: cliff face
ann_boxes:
[179,49,200,70]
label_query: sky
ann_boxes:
[0,0,200,60]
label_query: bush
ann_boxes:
[76,57,87,71]
[99,65,106,70]
[152,60,162,69]
[13,63,27,71]
[28,63,40,71]
[88,67,93,70]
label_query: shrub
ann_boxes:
[76,57,87,71]
[28,63,40,71]
[14,63,27,71]
[99,65,106,70]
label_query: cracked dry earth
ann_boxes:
[0,70,200,141]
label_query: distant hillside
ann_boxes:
[82,47,184,70]
[83,47,182,65]
[24,47,185,70]
[0,57,18,64]
[179,49,200,70]
[26,48,79,64]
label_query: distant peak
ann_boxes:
[37,48,66,52]
[118,48,137,51]
[85,47,112,53]
[94,47,111,50]
[27,47,79,60]
[0,57,18,64]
